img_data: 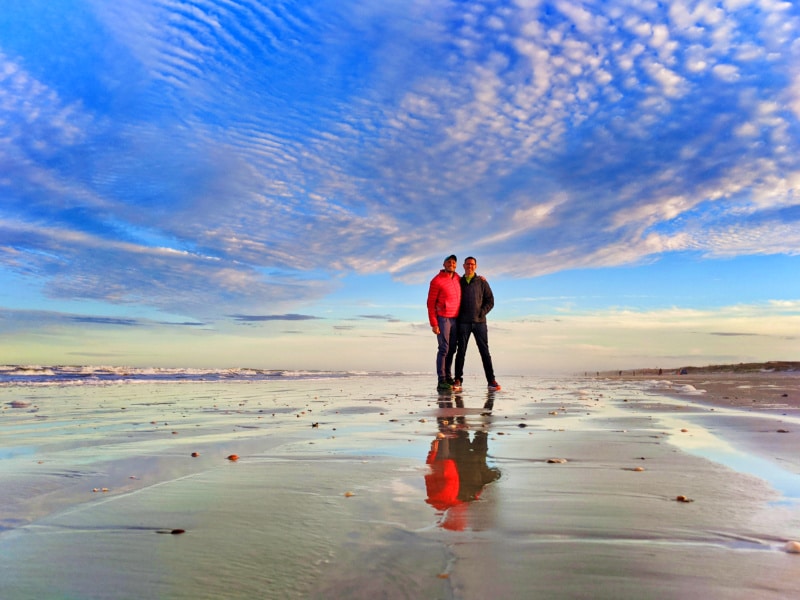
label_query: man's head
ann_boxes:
[443,255,458,272]
[463,256,477,276]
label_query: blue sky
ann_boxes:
[1,0,799,374]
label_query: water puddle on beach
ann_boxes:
[601,379,800,506]
[656,411,800,505]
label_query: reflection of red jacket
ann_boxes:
[427,270,461,327]
[425,431,500,530]
[425,440,466,530]
[425,435,488,509]
[425,446,460,510]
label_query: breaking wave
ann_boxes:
[0,365,417,386]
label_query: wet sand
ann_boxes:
[1,374,799,599]
[625,371,800,411]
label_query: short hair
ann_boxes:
[464,256,477,263]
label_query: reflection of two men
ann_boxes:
[424,398,501,530]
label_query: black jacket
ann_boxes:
[458,275,494,323]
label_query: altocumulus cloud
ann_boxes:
[0,0,798,321]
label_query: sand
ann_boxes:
[621,371,800,410]
[1,374,799,599]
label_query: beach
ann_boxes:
[1,372,799,599]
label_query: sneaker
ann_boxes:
[437,379,453,392]
[452,378,463,392]
[488,381,501,391]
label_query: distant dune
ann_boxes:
[603,361,800,376]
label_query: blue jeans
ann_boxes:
[435,316,458,379]
[455,321,495,383]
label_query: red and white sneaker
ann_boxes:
[488,381,501,391]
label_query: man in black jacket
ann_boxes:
[453,257,500,392]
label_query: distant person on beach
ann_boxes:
[453,256,500,392]
[427,254,461,392]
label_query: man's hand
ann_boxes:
[432,326,440,335]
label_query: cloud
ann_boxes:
[357,314,401,322]
[1,0,799,320]
[0,53,91,157]
[228,314,321,322]
[708,332,761,337]
[69,316,140,326]
[0,308,202,334]
[712,63,740,82]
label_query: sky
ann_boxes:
[1,0,799,375]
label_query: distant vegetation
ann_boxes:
[679,361,800,373]
[602,361,800,376]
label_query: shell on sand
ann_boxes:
[226,454,239,461]
[547,458,568,464]
[784,541,800,553]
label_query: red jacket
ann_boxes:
[427,270,461,327]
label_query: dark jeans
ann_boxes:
[435,316,458,379]
[454,321,495,383]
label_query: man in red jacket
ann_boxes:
[427,255,461,391]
